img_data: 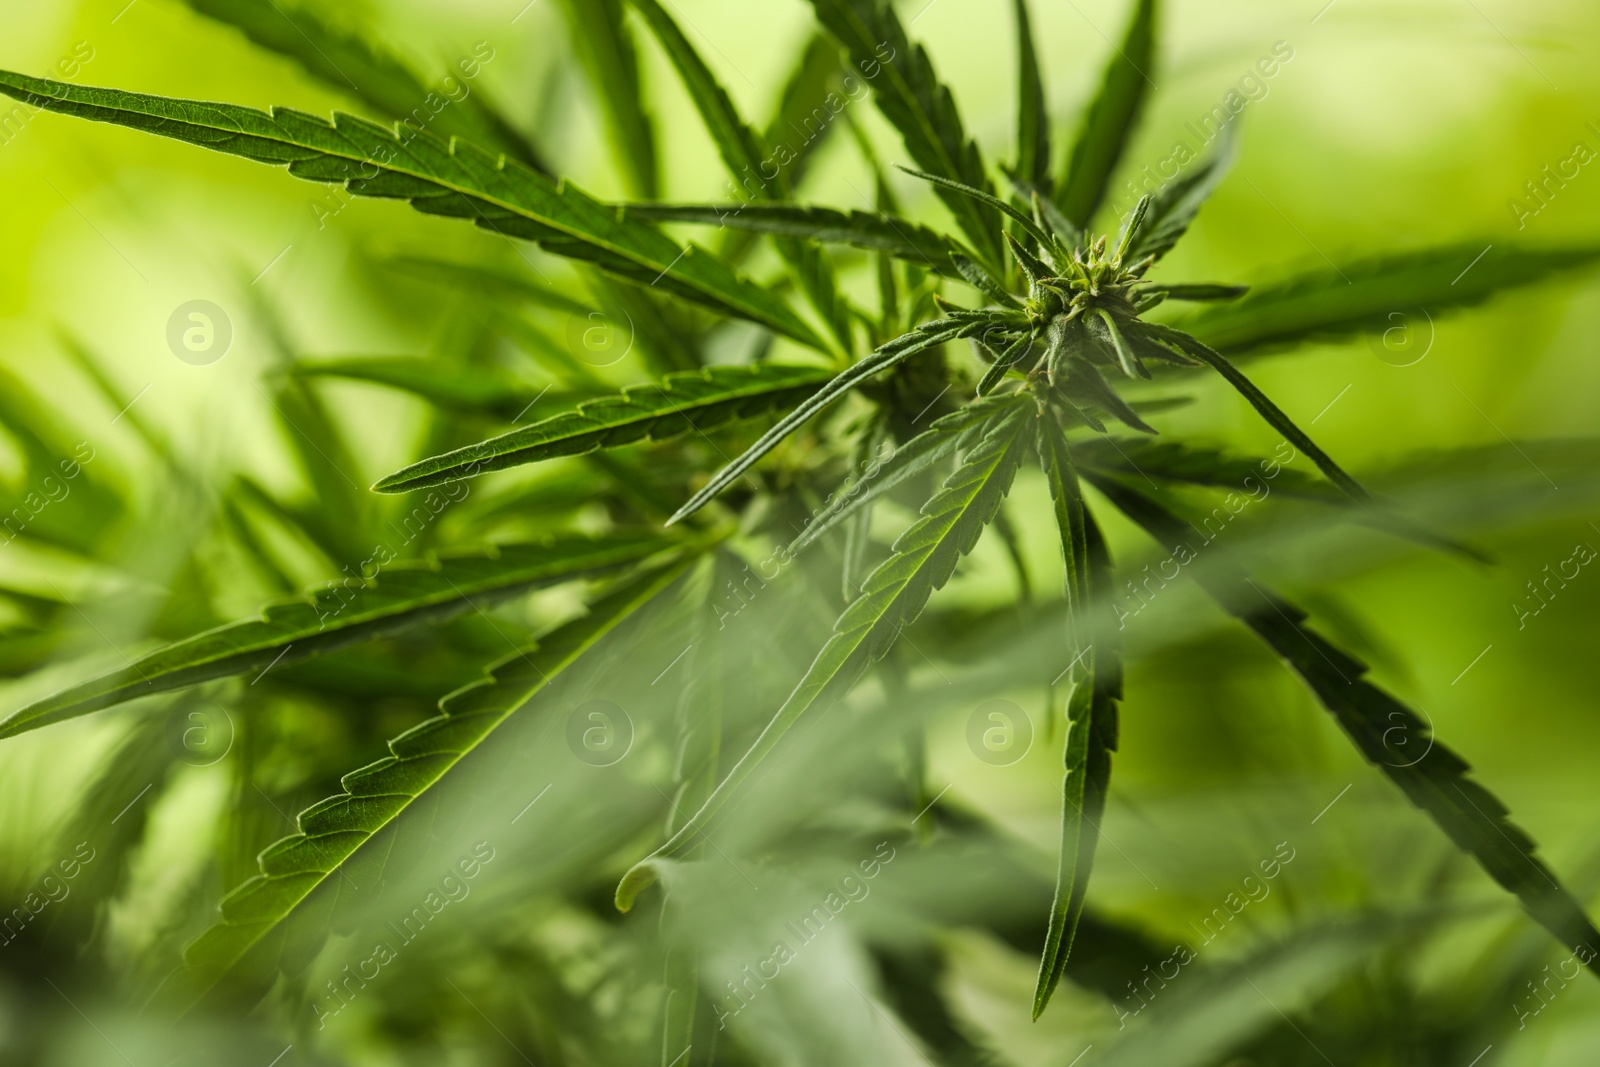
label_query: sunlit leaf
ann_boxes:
[161,561,693,1014]
[0,71,824,348]
[554,0,658,197]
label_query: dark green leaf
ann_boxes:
[808,0,1002,263]
[1140,323,1369,502]
[617,402,1033,910]
[1172,243,1600,355]
[0,71,824,349]
[665,317,971,525]
[1013,0,1050,192]
[374,363,831,494]
[1057,0,1157,229]
[1086,474,1600,978]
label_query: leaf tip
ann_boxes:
[614,862,659,912]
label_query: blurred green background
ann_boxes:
[2,0,1599,1063]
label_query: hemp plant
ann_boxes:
[1,0,1598,1054]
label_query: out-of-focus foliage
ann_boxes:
[0,0,1599,1064]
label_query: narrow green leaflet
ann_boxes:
[163,561,693,1014]
[179,0,544,170]
[1073,437,1489,562]
[666,317,975,525]
[1076,438,1337,499]
[287,356,571,418]
[1057,0,1157,229]
[554,0,658,197]
[1130,122,1236,262]
[617,402,1032,910]
[808,0,1003,265]
[0,535,676,737]
[627,0,851,350]
[374,364,831,494]
[1140,323,1370,502]
[763,33,844,193]
[0,72,823,349]
[626,202,969,279]
[718,33,845,267]
[384,256,597,317]
[1033,410,1120,1018]
[1013,0,1050,192]
[1172,243,1600,355]
[790,395,1025,554]
[1086,474,1600,975]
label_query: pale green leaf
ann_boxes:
[1032,409,1121,1018]
[1013,0,1050,192]
[1129,121,1236,262]
[0,535,678,738]
[160,561,692,1014]
[665,317,973,525]
[287,356,570,418]
[790,393,1030,554]
[627,0,850,350]
[554,0,658,197]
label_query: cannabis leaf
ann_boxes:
[1087,473,1600,974]
[1130,123,1237,262]
[808,0,1003,266]
[1033,409,1122,1018]
[624,202,971,280]
[287,356,570,419]
[628,0,851,350]
[1012,0,1050,193]
[161,560,692,1014]
[554,0,658,197]
[789,395,1020,554]
[178,0,545,170]
[616,399,1033,909]
[0,72,822,349]
[374,364,831,494]
[666,316,984,524]
[1058,0,1157,228]
[1175,243,1600,354]
[0,535,677,737]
